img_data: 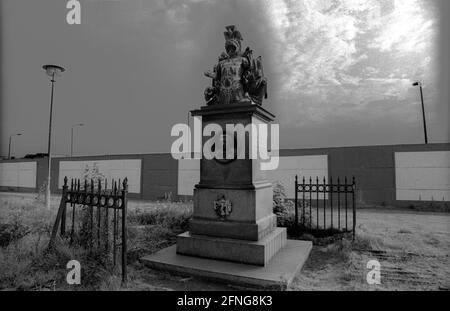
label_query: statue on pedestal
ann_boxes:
[204,25,268,106]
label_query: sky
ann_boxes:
[1,0,449,158]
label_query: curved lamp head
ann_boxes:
[42,64,66,77]
[412,81,421,87]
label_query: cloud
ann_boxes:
[369,0,435,53]
[262,0,370,92]
[257,0,437,123]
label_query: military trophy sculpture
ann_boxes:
[204,25,267,106]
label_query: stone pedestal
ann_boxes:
[175,103,287,266]
[142,104,312,289]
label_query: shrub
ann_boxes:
[273,181,311,229]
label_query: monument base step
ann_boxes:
[140,240,312,290]
[176,228,287,266]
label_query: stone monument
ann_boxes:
[177,25,284,266]
[142,26,312,289]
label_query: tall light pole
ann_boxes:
[71,123,84,157]
[43,64,66,209]
[412,81,428,144]
[8,133,22,159]
[187,111,191,157]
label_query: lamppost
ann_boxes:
[71,123,84,157]
[412,81,428,144]
[8,133,22,160]
[187,111,191,157]
[43,64,66,210]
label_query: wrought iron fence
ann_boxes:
[294,176,356,239]
[49,176,128,283]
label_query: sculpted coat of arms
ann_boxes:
[213,195,233,220]
[204,25,268,106]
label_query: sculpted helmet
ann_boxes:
[224,25,243,57]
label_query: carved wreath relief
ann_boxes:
[214,195,232,220]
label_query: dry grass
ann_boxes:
[292,209,450,291]
[1,192,449,291]
[0,192,192,291]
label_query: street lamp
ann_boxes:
[8,133,22,159]
[71,123,84,157]
[412,81,428,144]
[187,111,191,157]
[43,64,66,210]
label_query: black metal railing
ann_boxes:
[295,176,356,239]
[49,176,128,283]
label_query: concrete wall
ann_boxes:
[267,155,328,198]
[395,151,450,201]
[0,158,47,192]
[177,155,328,198]
[0,161,37,188]
[50,154,178,200]
[58,159,142,193]
[281,144,450,207]
[178,158,200,196]
[1,143,449,207]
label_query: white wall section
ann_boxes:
[266,155,328,198]
[395,151,450,201]
[177,155,328,198]
[58,159,141,193]
[178,158,200,196]
[0,162,37,188]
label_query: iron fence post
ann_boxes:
[345,177,348,232]
[316,177,319,230]
[337,177,340,230]
[121,178,128,285]
[330,176,333,230]
[294,175,298,227]
[302,177,305,226]
[60,177,68,236]
[352,176,356,241]
[309,177,312,229]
